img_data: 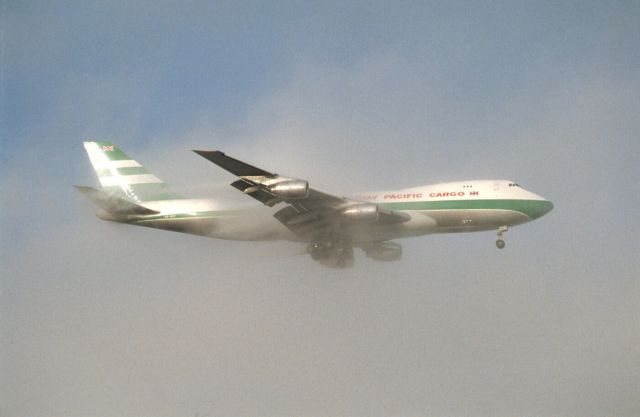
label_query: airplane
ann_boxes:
[76,141,553,268]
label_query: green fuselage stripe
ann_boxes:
[379,199,552,219]
[134,210,242,222]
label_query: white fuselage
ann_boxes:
[127,179,553,243]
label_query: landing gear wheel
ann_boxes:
[496,225,508,249]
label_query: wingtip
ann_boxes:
[73,185,98,194]
[193,149,224,157]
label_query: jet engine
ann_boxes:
[364,241,402,262]
[341,203,379,223]
[269,180,309,199]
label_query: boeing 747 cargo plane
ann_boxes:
[76,141,553,268]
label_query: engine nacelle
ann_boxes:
[269,180,309,199]
[341,203,379,223]
[365,242,402,262]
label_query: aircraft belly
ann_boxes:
[426,209,531,233]
[134,217,216,236]
[346,211,437,243]
[133,213,296,241]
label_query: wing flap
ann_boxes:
[273,206,331,236]
[230,179,282,206]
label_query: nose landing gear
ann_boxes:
[496,225,508,249]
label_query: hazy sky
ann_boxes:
[2,1,639,416]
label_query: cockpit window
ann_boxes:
[508,183,521,187]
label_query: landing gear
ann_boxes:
[306,238,354,268]
[307,243,327,260]
[496,225,508,249]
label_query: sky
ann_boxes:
[2,1,640,416]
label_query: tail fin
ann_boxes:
[82,141,183,202]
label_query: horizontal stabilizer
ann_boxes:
[74,185,160,216]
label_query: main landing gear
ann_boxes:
[496,225,508,249]
[307,238,354,268]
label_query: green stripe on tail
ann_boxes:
[83,140,184,202]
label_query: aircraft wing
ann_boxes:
[193,150,410,238]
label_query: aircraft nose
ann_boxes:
[534,199,554,219]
